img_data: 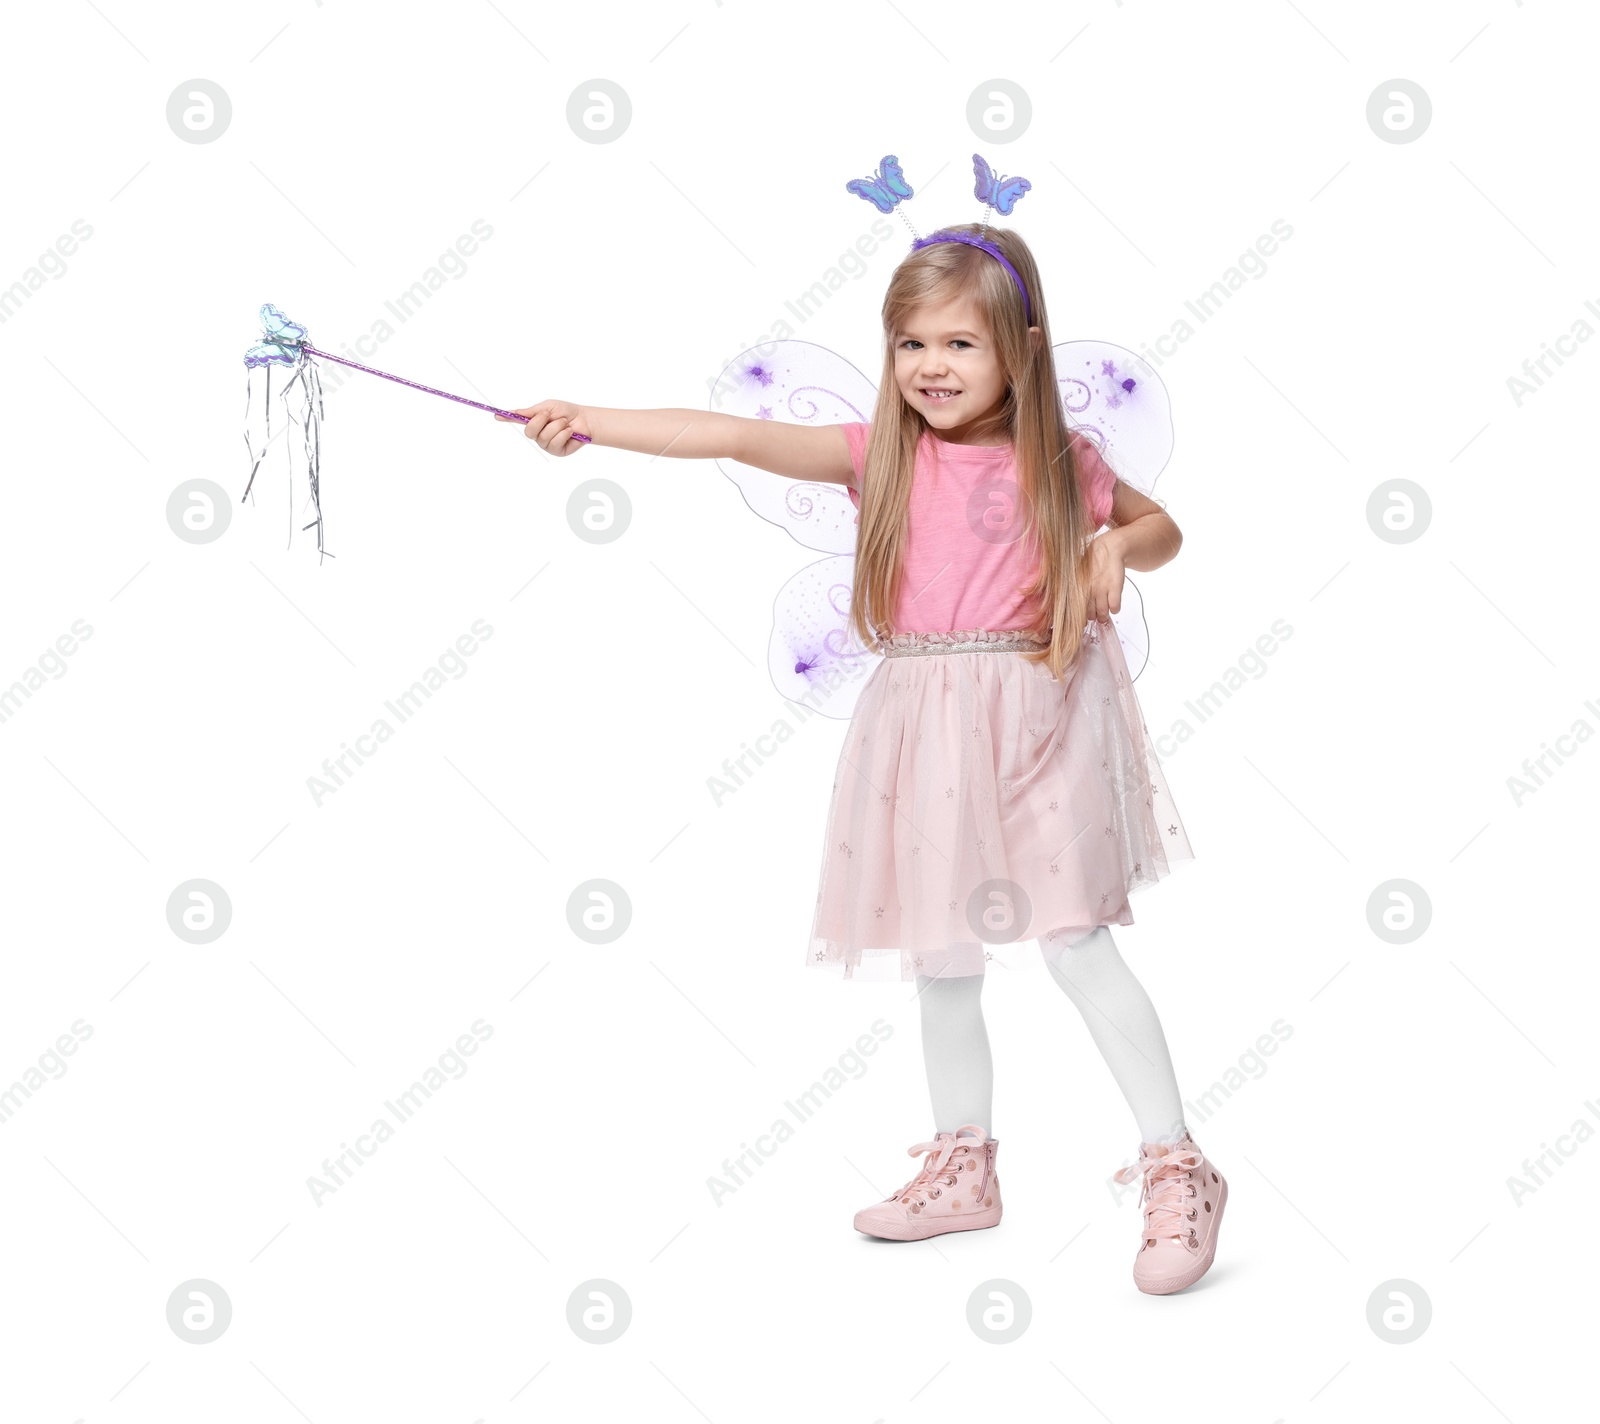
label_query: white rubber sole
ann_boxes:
[854,1205,1003,1242]
[1135,1177,1228,1294]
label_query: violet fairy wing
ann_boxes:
[1053,339,1174,495]
[1053,340,1176,680]
[710,339,876,556]
[711,339,882,718]
[767,554,880,720]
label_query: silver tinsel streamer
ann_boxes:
[242,352,331,560]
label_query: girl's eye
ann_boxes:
[899,339,974,350]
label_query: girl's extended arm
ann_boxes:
[497,400,853,485]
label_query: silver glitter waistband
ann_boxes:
[881,629,1050,659]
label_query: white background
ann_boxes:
[1,0,1593,1420]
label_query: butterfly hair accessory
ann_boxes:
[847,153,1034,322]
[845,154,920,243]
[240,302,588,559]
[972,153,1031,233]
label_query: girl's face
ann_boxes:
[893,293,1009,444]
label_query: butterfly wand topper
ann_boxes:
[241,302,590,559]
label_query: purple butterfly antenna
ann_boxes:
[246,306,591,441]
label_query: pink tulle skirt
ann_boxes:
[807,623,1194,981]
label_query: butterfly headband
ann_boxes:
[846,153,1033,323]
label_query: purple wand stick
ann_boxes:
[296,342,591,441]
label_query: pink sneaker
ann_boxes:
[1112,1130,1227,1294]
[854,1124,1002,1241]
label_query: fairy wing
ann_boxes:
[768,554,880,715]
[711,339,877,557]
[1053,339,1176,680]
[1053,339,1174,495]
[711,339,882,719]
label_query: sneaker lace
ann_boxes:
[1113,1142,1203,1241]
[897,1128,983,1207]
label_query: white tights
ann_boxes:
[914,926,1187,1145]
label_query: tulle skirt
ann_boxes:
[806,622,1193,981]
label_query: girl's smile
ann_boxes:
[894,292,1011,444]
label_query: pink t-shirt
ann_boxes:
[841,423,1118,635]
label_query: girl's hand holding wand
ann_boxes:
[495,400,592,455]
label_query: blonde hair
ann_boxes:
[848,223,1099,682]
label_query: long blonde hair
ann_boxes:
[849,223,1098,682]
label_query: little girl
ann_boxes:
[498,221,1224,1296]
